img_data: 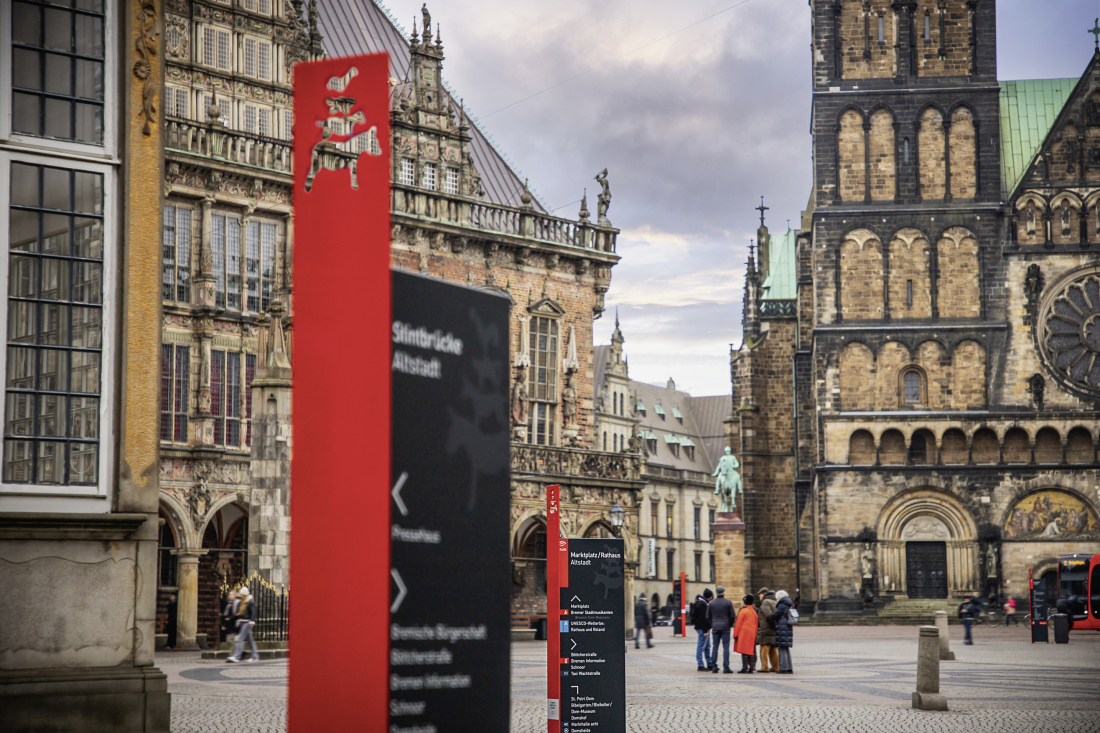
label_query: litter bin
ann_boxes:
[1050,613,1070,644]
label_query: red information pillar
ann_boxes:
[547,485,566,732]
[680,572,687,637]
[288,53,391,731]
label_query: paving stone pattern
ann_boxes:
[159,625,1100,732]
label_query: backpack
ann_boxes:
[788,607,799,625]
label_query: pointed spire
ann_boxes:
[578,189,590,222]
[756,195,769,228]
[435,23,443,49]
[747,239,757,278]
[611,307,624,344]
[411,16,419,46]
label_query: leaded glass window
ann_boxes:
[444,167,458,195]
[903,370,921,404]
[422,162,436,190]
[260,222,275,310]
[399,158,414,186]
[211,214,226,308]
[162,205,191,302]
[160,344,189,442]
[4,162,103,484]
[11,0,105,144]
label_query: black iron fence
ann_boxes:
[221,571,289,643]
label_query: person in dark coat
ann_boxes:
[220,590,238,646]
[164,594,178,650]
[755,588,778,672]
[691,589,713,671]
[706,586,736,673]
[769,590,794,674]
[634,594,654,649]
[962,595,982,645]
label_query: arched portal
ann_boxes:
[878,489,978,598]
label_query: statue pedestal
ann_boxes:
[711,513,746,599]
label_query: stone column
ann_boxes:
[711,513,747,600]
[174,551,206,651]
[934,610,955,660]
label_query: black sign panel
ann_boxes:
[1031,584,1049,643]
[560,538,626,733]
[390,270,511,732]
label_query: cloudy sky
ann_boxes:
[378,0,1100,395]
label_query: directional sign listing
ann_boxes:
[389,270,513,733]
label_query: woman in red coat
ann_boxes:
[733,594,758,674]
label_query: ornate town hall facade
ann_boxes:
[731,1,1100,617]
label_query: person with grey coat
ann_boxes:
[706,586,736,673]
[755,588,778,672]
[768,590,794,674]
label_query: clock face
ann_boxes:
[1038,266,1100,398]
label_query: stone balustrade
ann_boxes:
[166,116,292,173]
[393,184,618,253]
[512,444,640,481]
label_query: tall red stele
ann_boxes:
[289,53,391,731]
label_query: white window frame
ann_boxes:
[0,0,119,159]
[399,158,415,186]
[202,25,232,72]
[421,162,436,190]
[243,104,258,134]
[166,86,189,119]
[0,150,118,513]
[444,167,458,195]
[204,94,232,128]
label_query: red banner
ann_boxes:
[547,484,564,733]
[289,53,391,731]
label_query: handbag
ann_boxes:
[644,626,653,640]
[788,608,799,625]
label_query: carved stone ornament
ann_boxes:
[165,15,189,59]
[1037,268,1100,397]
[133,0,159,135]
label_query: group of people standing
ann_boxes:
[634,586,797,674]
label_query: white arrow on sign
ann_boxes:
[391,569,407,613]
[392,472,409,516]
[571,595,581,602]
[571,638,577,650]
[571,686,579,694]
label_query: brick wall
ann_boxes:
[869,109,896,201]
[839,0,896,80]
[948,107,977,199]
[888,230,932,318]
[918,108,946,199]
[937,227,980,318]
[840,230,883,319]
[915,1,972,78]
[839,110,867,202]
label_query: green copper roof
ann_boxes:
[761,227,797,301]
[999,78,1077,196]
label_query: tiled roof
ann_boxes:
[316,0,547,212]
[631,380,727,474]
[761,227,797,301]
[999,78,1077,196]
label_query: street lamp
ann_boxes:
[609,502,625,538]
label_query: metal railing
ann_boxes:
[221,570,289,642]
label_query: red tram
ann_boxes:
[1058,554,1100,632]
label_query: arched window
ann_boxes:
[903,137,910,164]
[602,431,607,451]
[902,369,923,405]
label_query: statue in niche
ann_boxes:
[985,543,998,578]
[627,424,640,454]
[1025,204,1036,235]
[711,447,743,513]
[1061,204,1072,236]
[861,544,875,579]
[562,374,577,422]
[1089,144,1100,168]
[510,368,529,426]
[595,168,611,223]
[1028,373,1045,410]
[1087,95,1100,127]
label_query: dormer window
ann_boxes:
[672,407,683,424]
[654,403,665,420]
[636,399,645,416]
[664,434,680,459]
[680,436,696,461]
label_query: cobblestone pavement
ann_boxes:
[160,625,1100,732]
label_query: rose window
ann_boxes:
[1042,274,1100,394]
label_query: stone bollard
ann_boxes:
[912,626,949,711]
[934,611,955,661]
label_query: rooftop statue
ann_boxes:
[595,168,611,223]
[712,447,742,513]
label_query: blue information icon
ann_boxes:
[560,620,569,632]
